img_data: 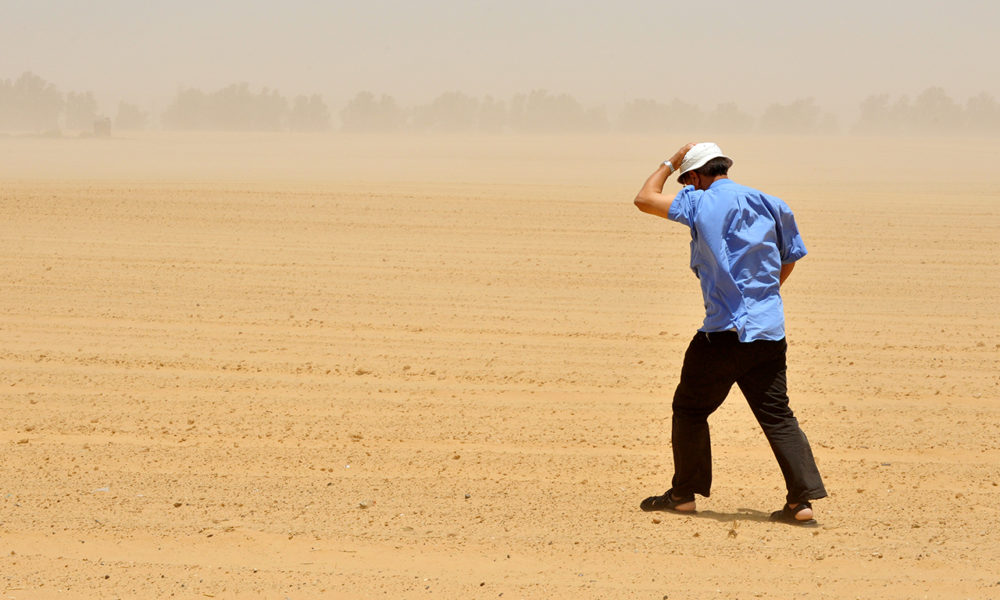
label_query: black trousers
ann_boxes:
[670,331,827,504]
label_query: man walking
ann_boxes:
[633,143,827,526]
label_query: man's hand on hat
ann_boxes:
[665,143,696,175]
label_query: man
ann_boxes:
[633,142,827,526]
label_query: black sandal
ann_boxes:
[770,501,818,527]
[640,488,696,513]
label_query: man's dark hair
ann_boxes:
[695,156,733,177]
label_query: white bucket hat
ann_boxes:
[678,142,731,178]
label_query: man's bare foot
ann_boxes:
[787,502,813,521]
[769,501,818,526]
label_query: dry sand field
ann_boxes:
[1,132,998,599]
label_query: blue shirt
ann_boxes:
[667,179,807,342]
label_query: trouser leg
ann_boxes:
[736,340,827,504]
[670,333,735,498]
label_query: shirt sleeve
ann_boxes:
[667,186,697,226]
[775,199,808,264]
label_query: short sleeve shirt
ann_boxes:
[667,179,807,342]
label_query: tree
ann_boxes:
[965,92,1000,135]
[889,95,913,132]
[209,84,286,131]
[509,90,607,132]
[854,94,895,134]
[412,92,480,132]
[705,102,754,134]
[65,91,99,130]
[856,88,972,135]
[162,88,209,129]
[0,72,63,132]
[288,94,331,132]
[759,98,837,134]
[339,92,405,132]
[910,87,963,134]
[161,84,289,130]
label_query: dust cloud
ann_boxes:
[2,1,1000,136]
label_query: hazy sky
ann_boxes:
[3,0,998,116]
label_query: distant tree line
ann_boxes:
[345,90,999,135]
[853,87,1000,135]
[3,71,1000,136]
[0,72,330,134]
[0,72,150,133]
[341,90,832,134]
[161,84,330,131]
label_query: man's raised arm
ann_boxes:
[634,143,694,219]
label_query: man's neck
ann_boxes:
[696,175,729,191]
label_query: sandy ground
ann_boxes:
[1,133,999,599]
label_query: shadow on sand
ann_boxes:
[684,508,773,523]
